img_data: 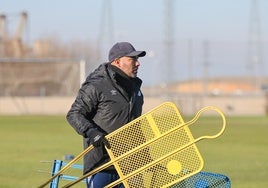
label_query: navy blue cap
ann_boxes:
[108,42,146,62]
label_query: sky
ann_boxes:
[1,0,268,86]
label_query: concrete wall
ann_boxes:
[0,95,267,116]
[0,97,74,115]
[143,95,267,116]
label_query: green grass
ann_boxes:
[0,116,82,188]
[0,115,267,187]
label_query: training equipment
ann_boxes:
[39,102,226,188]
[171,171,231,188]
[48,160,86,188]
[46,160,231,188]
[48,160,231,188]
[38,145,93,188]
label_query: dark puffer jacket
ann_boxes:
[66,63,143,174]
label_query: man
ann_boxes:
[66,42,146,188]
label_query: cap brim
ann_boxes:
[126,51,146,58]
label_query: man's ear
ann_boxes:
[112,58,120,67]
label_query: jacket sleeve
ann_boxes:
[66,83,99,137]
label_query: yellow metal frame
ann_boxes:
[39,102,226,188]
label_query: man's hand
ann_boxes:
[87,129,111,149]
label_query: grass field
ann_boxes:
[0,114,267,188]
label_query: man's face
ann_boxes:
[116,56,140,78]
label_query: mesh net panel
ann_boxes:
[106,102,204,188]
[0,61,80,96]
